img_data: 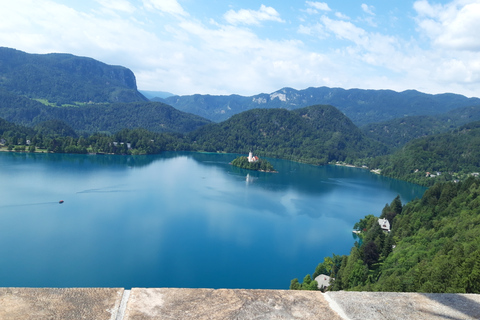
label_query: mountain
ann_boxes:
[141,90,175,99]
[159,87,480,126]
[0,88,210,134]
[188,104,385,164]
[0,47,147,104]
[362,105,480,150]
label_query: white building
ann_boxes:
[248,151,259,163]
[378,218,391,232]
[315,274,333,290]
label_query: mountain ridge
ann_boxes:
[157,86,480,126]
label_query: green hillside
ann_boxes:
[362,105,480,150]
[188,105,385,164]
[367,121,480,186]
[293,178,480,293]
[0,47,147,104]
[0,117,185,155]
[0,88,210,134]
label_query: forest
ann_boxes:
[0,89,210,134]
[366,121,480,186]
[362,105,480,150]
[0,47,146,104]
[292,178,480,293]
[0,117,185,155]
[188,105,385,165]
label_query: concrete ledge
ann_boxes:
[124,288,342,320]
[1,288,480,320]
[0,288,124,320]
[326,291,480,320]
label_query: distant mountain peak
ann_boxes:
[162,86,480,126]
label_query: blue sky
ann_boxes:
[1,0,479,97]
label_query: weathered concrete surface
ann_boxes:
[326,291,480,320]
[1,288,480,320]
[123,288,343,320]
[0,287,124,320]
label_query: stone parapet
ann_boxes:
[1,288,480,320]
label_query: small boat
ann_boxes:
[59,200,64,204]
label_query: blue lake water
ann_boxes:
[0,151,425,289]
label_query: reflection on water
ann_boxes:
[0,151,426,289]
[0,201,59,209]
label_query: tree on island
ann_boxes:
[231,155,276,172]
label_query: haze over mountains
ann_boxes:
[2,46,480,159]
[156,87,480,126]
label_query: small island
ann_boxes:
[231,152,277,172]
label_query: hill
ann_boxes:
[0,89,210,134]
[0,47,147,104]
[188,105,385,164]
[293,178,480,293]
[159,87,480,126]
[367,121,480,186]
[140,90,175,99]
[362,105,480,150]
[0,116,186,155]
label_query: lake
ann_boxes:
[0,151,425,289]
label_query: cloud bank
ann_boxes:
[0,0,479,97]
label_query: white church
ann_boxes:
[248,151,259,163]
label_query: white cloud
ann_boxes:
[142,0,188,16]
[224,5,284,26]
[321,16,366,44]
[0,0,479,98]
[415,0,480,51]
[306,1,331,12]
[95,0,136,13]
[361,4,375,16]
[298,23,328,39]
[335,12,350,20]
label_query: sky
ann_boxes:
[1,0,480,97]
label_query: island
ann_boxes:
[231,152,277,172]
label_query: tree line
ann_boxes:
[291,178,480,293]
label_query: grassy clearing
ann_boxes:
[33,98,88,108]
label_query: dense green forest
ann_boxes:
[0,89,210,134]
[0,47,146,104]
[230,156,275,172]
[292,178,480,293]
[366,121,480,186]
[362,105,480,150]
[188,105,386,165]
[0,104,384,163]
[0,117,185,155]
